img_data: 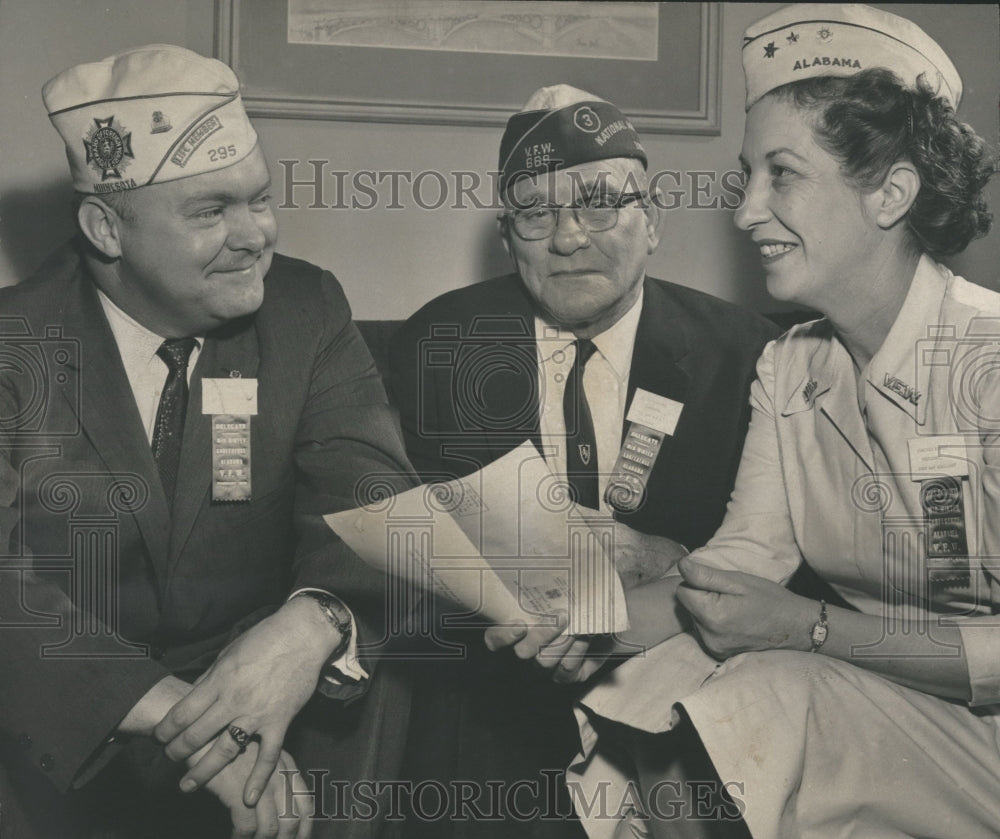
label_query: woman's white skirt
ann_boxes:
[569,635,1000,838]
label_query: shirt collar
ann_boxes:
[782,255,950,425]
[97,288,203,367]
[780,320,839,416]
[97,288,171,368]
[864,254,951,425]
[534,287,644,379]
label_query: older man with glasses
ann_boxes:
[388,85,779,839]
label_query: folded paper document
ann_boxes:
[325,442,628,636]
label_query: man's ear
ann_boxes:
[872,160,920,229]
[77,196,125,259]
[643,187,665,254]
[497,213,513,258]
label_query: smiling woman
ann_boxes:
[735,92,893,314]
[776,68,993,258]
[570,5,1000,839]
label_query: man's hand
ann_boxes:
[612,523,688,590]
[483,614,612,684]
[194,737,314,839]
[154,596,345,805]
[534,631,615,684]
[483,612,568,660]
[481,522,685,682]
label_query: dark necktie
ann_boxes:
[563,338,600,510]
[152,338,197,503]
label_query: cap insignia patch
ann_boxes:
[83,116,134,181]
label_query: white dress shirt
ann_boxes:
[536,289,643,515]
[97,289,202,441]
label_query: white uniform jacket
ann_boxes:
[691,254,1000,704]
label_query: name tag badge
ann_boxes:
[906,435,969,480]
[203,378,257,502]
[625,390,684,437]
[604,391,684,514]
[202,378,258,415]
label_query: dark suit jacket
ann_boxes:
[390,273,779,547]
[387,274,779,838]
[0,244,416,838]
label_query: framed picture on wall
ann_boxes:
[214,1,720,135]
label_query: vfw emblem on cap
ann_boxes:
[83,116,134,181]
[573,106,601,134]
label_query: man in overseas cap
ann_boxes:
[1,44,415,838]
[388,85,779,838]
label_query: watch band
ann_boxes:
[809,599,828,653]
[292,590,353,661]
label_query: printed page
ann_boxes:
[325,442,628,634]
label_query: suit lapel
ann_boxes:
[477,281,542,461]
[623,279,692,490]
[59,265,172,582]
[167,317,259,571]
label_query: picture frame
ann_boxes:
[214,1,721,135]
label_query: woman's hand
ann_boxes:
[676,556,816,659]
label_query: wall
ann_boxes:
[2,2,997,319]
[0,0,213,282]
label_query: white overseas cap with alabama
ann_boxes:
[742,4,962,111]
[42,43,258,195]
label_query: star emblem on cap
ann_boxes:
[763,42,779,58]
[817,27,833,42]
[83,116,134,181]
[786,31,799,44]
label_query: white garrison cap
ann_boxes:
[742,4,962,110]
[520,84,603,111]
[43,44,258,195]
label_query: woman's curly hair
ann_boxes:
[772,68,995,257]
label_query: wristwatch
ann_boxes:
[809,599,828,653]
[292,590,353,660]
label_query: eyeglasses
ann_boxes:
[503,191,649,241]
